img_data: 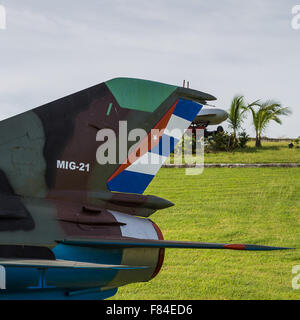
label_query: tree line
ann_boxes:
[228,96,291,147]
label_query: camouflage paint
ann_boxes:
[0,78,216,299]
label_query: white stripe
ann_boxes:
[126,152,167,176]
[0,266,5,290]
[164,114,191,140]
[109,211,158,240]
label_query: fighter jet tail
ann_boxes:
[0,77,215,201]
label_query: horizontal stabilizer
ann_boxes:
[177,87,217,103]
[58,239,292,251]
[93,191,174,210]
[0,259,147,270]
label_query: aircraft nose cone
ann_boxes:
[145,196,174,210]
[193,107,229,126]
[220,110,229,122]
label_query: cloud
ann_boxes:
[0,0,298,137]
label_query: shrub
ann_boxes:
[238,131,250,148]
[294,137,300,149]
[206,130,250,152]
[207,131,239,152]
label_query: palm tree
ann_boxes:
[248,100,291,147]
[228,96,259,140]
[228,95,246,140]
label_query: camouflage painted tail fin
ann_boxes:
[0,78,216,200]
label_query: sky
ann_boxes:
[0,0,299,138]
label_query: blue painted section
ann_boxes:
[0,245,123,299]
[107,98,202,194]
[173,98,203,122]
[47,244,122,288]
[53,244,122,265]
[107,170,154,194]
[3,268,41,291]
[150,134,178,157]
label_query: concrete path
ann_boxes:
[162,163,300,168]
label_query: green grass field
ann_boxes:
[171,141,300,164]
[112,166,300,300]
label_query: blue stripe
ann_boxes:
[107,170,154,194]
[150,134,179,157]
[173,98,203,122]
[106,99,202,194]
[2,244,123,296]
